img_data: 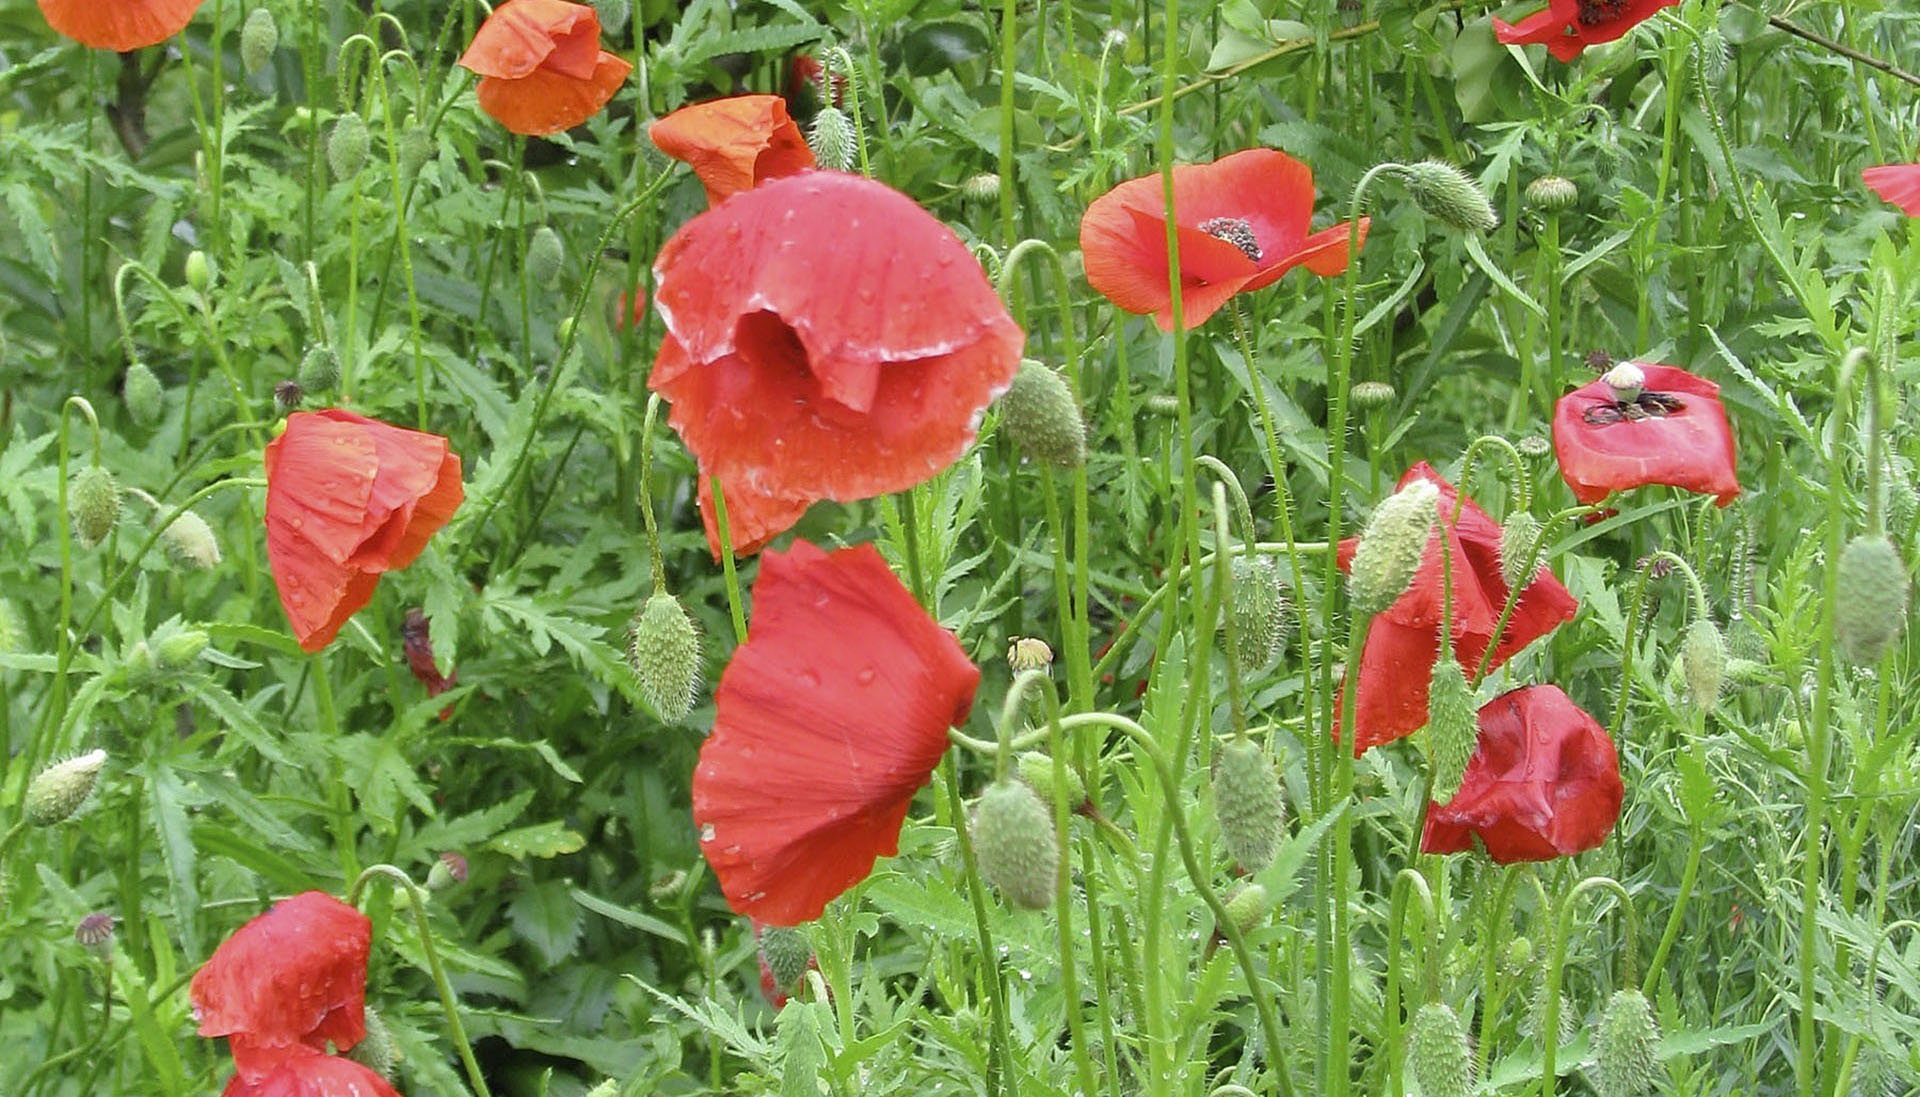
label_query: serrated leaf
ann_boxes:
[147,764,203,960]
[490,819,586,859]
[509,879,584,966]
[677,22,823,68]
[776,1000,826,1097]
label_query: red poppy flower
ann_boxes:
[1550,362,1739,507]
[1079,148,1367,331]
[401,608,457,718]
[220,1051,403,1097]
[648,171,1024,557]
[37,0,201,51]
[1863,164,1920,216]
[1420,684,1623,863]
[692,541,981,926]
[649,95,816,206]
[264,410,464,653]
[191,892,371,1077]
[1493,0,1679,61]
[457,0,632,136]
[1334,463,1578,756]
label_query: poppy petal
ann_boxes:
[190,893,371,1062]
[456,0,595,78]
[1551,363,1739,506]
[37,0,202,51]
[1863,163,1920,216]
[220,1050,404,1097]
[1492,5,1567,47]
[474,51,631,136]
[650,95,817,206]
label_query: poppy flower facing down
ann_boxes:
[1863,164,1920,216]
[1421,684,1624,864]
[1079,148,1367,331]
[191,892,371,1078]
[648,171,1024,556]
[264,410,464,653]
[692,541,981,926]
[38,0,202,51]
[457,0,632,136]
[650,95,816,205]
[1493,0,1679,61]
[1551,362,1739,507]
[1334,463,1578,756]
[220,1050,404,1097]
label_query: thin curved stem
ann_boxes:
[349,865,491,1097]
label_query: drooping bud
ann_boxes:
[26,750,107,827]
[1602,362,1646,403]
[525,226,565,287]
[348,1005,398,1079]
[1221,882,1272,935]
[124,362,164,427]
[327,111,370,180]
[1834,534,1910,665]
[1526,174,1579,211]
[299,345,341,393]
[426,851,468,890]
[809,106,858,173]
[1015,750,1087,812]
[1211,737,1286,873]
[1407,1002,1475,1097]
[156,628,210,669]
[1679,618,1726,709]
[184,250,215,293]
[629,591,702,721]
[961,172,1002,205]
[970,778,1059,910]
[1224,555,1288,673]
[398,117,433,177]
[1593,989,1660,1097]
[1351,380,1396,411]
[240,8,279,75]
[69,466,121,549]
[1401,160,1499,234]
[1517,435,1552,460]
[1426,658,1477,801]
[1691,28,1729,92]
[1348,479,1439,618]
[759,925,813,994]
[274,379,304,415]
[1007,637,1054,673]
[1499,511,1542,590]
[997,360,1087,470]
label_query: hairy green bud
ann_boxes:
[1593,989,1660,1097]
[124,362,165,427]
[27,750,106,827]
[526,226,565,287]
[160,510,223,571]
[971,778,1059,910]
[1835,534,1910,665]
[1679,618,1726,709]
[184,250,215,293]
[240,8,279,75]
[299,345,341,393]
[1526,174,1579,211]
[809,106,858,173]
[1211,738,1286,873]
[1402,160,1499,234]
[1407,1002,1475,1097]
[760,925,813,993]
[1349,480,1439,618]
[629,591,701,721]
[1426,658,1477,801]
[1225,555,1289,673]
[997,360,1087,470]
[1499,511,1542,590]
[1351,380,1396,411]
[1222,882,1272,935]
[348,1005,398,1079]
[1015,751,1087,811]
[69,466,121,549]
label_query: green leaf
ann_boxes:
[509,879,584,966]
[147,764,203,960]
[571,887,686,944]
[490,819,587,859]
[777,1000,827,1097]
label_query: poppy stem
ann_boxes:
[709,478,748,647]
[941,758,1013,1097]
[639,395,667,595]
[1541,875,1636,1097]
[349,864,493,1097]
[1383,867,1437,1097]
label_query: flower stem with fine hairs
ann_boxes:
[1541,876,1637,1097]
[639,395,667,595]
[942,757,1011,1097]
[350,865,491,1097]
[1384,868,1438,1097]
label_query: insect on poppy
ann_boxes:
[1550,362,1739,508]
[1862,164,1920,217]
[457,0,632,136]
[649,94,817,206]
[37,0,202,51]
[1493,0,1680,61]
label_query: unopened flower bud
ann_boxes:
[75,912,116,959]
[27,749,106,826]
[1351,380,1396,411]
[1503,936,1533,971]
[971,778,1059,910]
[1679,617,1726,708]
[1517,435,1552,459]
[184,250,215,293]
[1499,511,1542,590]
[398,118,433,177]
[1225,555,1289,673]
[1222,882,1272,934]
[997,360,1087,469]
[1835,534,1909,665]
[759,925,813,993]
[526,226,565,287]
[1007,637,1054,673]
[1408,1002,1475,1097]
[1426,658,1477,801]
[124,362,164,427]
[274,379,304,415]
[1526,174,1579,211]
[427,851,468,890]
[1692,28,1729,92]
[809,106,858,173]
[327,111,369,180]
[962,172,1002,204]
[1015,750,1087,811]
[1348,480,1439,618]
[69,466,121,549]
[348,1005,398,1079]
[299,345,341,392]
[156,628,209,669]
[125,640,156,684]
[1402,160,1498,234]
[240,8,279,75]
[629,591,702,721]
[1603,362,1645,403]
[1593,989,1660,1097]
[1211,737,1286,873]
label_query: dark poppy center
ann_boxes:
[1574,0,1632,25]
[1583,391,1686,425]
[735,309,812,382]
[1198,217,1262,262]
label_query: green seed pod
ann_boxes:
[1407,1002,1475,1097]
[348,1005,398,1080]
[155,628,209,669]
[327,111,369,180]
[760,925,813,993]
[629,591,701,721]
[1499,511,1542,591]
[26,749,107,827]
[1222,882,1272,935]
[1526,174,1579,211]
[1402,160,1499,234]
[1593,989,1660,1097]
[124,362,164,427]
[1225,555,1288,673]
[160,510,223,571]
[1835,535,1910,665]
[299,345,341,393]
[526,226,565,287]
[809,106,858,173]
[1679,618,1726,709]
[1602,362,1645,403]
[1349,480,1439,618]
[240,8,279,75]
[1015,750,1087,811]
[1426,658,1477,802]
[69,466,121,549]
[971,778,1059,910]
[1211,737,1286,873]
[184,250,215,293]
[1350,380,1396,411]
[997,360,1087,470]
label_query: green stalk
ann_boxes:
[1541,876,1637,1097]
[350,865,492,1097]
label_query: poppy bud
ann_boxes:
[1336,0,1364,27]
[590,0,631,36]
[1015,750,1087,812]
[125,640,156,684]
[971,777,1059,910]
[997,360,1087,470]
[69,466,121,549]
[240,8,278,75]
[1144,394,1180,415]
[759,925,813,993]
[1401,160,1499,234]
[1679,618,1725,709]
[962,172,1002,204]
[1426,659,1476,801]
[1517,435,1552,459]
[526,226,565,287]
[629,590,702,721]
[1221,882,1272,935]
[26,749,106,827]
[1835,534,1910,665]
[1884,458,1917,533]
[427,851,468,890]
[124,362,164,427]
[274,379,305,415]
[1211,737,1286,873]
[557,316,578,347]
[298,345,341,393]
[1526,174,1579,211]
[1351,380,1396,411]
[75,912,116,959]
[1348,479,1439,618]
[1692,28,1729,92]
[184,250,215,293]
[1593,988,1660,1097]
[1602,362,1645,403]
[1225,555,1289,673]
[156,628,209,669]
[809,106,858,173]
[1503,935,1533,972]
[648,869,687,904]
[1525,986,1576,1047]
[1407,1002,1475,1097]
[322,113,367,182]
[1007,636,1054,673]
[398,118,433,177]
[1499,511,1542,590]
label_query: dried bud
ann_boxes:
[1348,480,1439,618]
[525,226,565,287]
[1408,1002,1475,1097]
[997,360,1087,469]
[75,912,116,958]
[1426,658,1477,801]
[629,591,702,721]
[1602,362,1645,403]
[1007,636,1054,673]
[1585,349,1615,374]
[1526,174,1579,211]
[1835,534,1910,665]
[1015,750,1087,811]
[427,851,468,890]
[1679,617,1726,708]
[1224,555,1289,673]
[274,379,304,415]
[184,250,215,293]
[1593,989,1660,1097]
[348,1005,398,1079]
[124,362,164,427]
[1351,380,1396,411]
[1221,882,1272,935]
[971,778,1059,910]
[759,925,813,993]
[1499,511,1542,590]
[809,106,858,173]
[1211,737,1286,873]
[240,8,279,75]
[69,466,121,549]
[299,345,341,393]
[27,750,107,827]
[1402,160,1499,234]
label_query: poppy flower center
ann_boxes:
[1198,217,1262,262]
[1582,391,1687,425]
[1574,0,1633,25]
[735,309,814,382]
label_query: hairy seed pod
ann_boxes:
[1211,737,1286,873]
[1593,989,1660,1097]
[348,1006,398,1079]
[1349,480,1439,618]
[1408,1002,1475,1097]
[971,778,1059,910]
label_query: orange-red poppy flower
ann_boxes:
[648,170,1024,556]
[1863,164,1920,216]
[264,410,463,653]
[191,892,371,1080]
[1334,463,1578,756]
[1420,684,1623,863]
[650,95,816,205]
[457,0,631,136]
[1080,148,1367,331]
[692,541,982,926]
[220,1050,404,1097]
[1550,362,1739,507]
[1493,0,1679,61]
[38,0,202,50]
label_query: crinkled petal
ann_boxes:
[1551,363,1739,506]
[191,893,370,1058]
[38,0,201,51]
[474,51,631,135]
[649,95,817,205]
[221,1051,404,1097]
[457,0,598,79]
[1863,163,1920,216]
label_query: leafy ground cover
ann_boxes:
[1,1,1917,1096]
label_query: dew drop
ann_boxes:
[700,823,716,842]
[856,667,876,686]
